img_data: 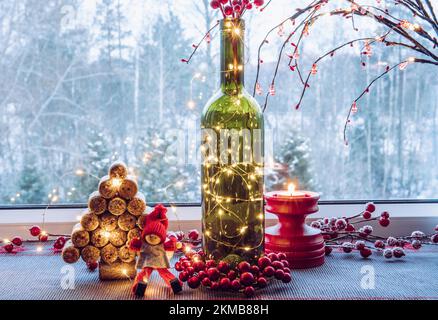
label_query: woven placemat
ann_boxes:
[1,245,437,300]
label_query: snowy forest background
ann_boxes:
[0,0,437,205]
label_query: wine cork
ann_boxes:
[108,197,126,216]
[71,228,90,248]
[88,191,106,215]
[127,193,146,216]
[81,245,100,263]
[118,213,137,231]
[118,176,138,200]
[109,161,128,179]
[137,214,147,230]
[98,175,118,199]
[91,228,109,248]
[127,228,141,242]
[81,212,99,232]
[100,212,118,231]
[62,243,80,264]
[109,228,127,247]
[101,244,118,264]
[119,245,136,263]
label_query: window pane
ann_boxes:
[0,0,436,205]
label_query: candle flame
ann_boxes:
[288,183,296,194]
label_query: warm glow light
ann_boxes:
[75,168,85,176]
[4,239,10,244]
[288,183,296,194]
[103,231,111,239]
[187,100,196,109]
[122,269,128,276]
[233,27,241,36]
[36,246,43,252]
[111,178,122,189]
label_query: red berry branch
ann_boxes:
[252,0,437,144]
[311,202,438,259]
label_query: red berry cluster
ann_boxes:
[2,236,23,253]
[210,0,265,18]
[29,225,68,251]
[167,229,201,253]
[175,251,292,297]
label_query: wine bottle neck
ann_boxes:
[220,19,245,95]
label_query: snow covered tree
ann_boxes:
[266,131,314,192]
[16,163,47,205]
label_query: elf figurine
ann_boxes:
[129,204,182,297]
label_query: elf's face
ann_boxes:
[145,234,161,245]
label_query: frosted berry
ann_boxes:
[380,211,390,219]
[335,219,347,230]
[283,267,291,274]
[244,286,255,297]
[240,272,255,286]
[431,234,438,243]
[365,202,376,213]
[342,242,354,253]
[3,243,14,253]
[411,231,425,239]
[392,247,405,258]
[201,277,212,287]
[383,249,393,259]
[355,240,366,250]
[386,237,397,246]
[360,248,372,258]
[435,225,438,232]
[29,225,41,237]
[310,221,321,229]
[263,266,275,277]
[258,256,271,269]
[345,224,355,232]
[238,261,251,273]
[186,267,195,276]
[379,217,390,227]
[411,240,422,250]
[362,225,373,235]
[11,236,23,246]
[217,261,230,273]
[374,240,385,249]
[362,211,372,220]
[325,246,333,255]
[231,279,241,291]
[188,276,201,289]
[198,271,207,280]
[207,268,220,281]
[219,277,231,290]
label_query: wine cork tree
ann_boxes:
[62,162,147,280]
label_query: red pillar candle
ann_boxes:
[264,184,325,269]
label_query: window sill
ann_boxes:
[1,201,437,239]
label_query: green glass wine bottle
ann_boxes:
[201,18,264,263]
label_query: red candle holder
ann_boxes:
[264,191,325,269]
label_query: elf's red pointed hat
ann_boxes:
[141,204,168,243]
